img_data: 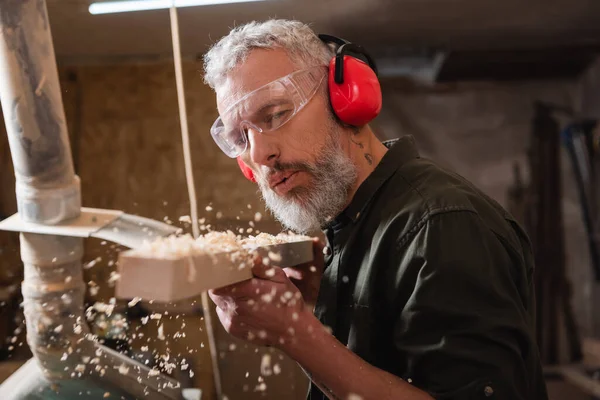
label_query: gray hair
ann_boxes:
[202,19,334,90]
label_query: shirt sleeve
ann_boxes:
[390,210,541,400]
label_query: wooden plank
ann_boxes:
[115,240,313,302]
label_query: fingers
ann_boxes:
[214,305,231,330]
[283,267,303,280]
[210,284,238,298]
[252,257,288,283]
[208,290,237,315]
[279,238,325,285]
[210,272,260,296]
[207,289,223,306]
[210,274,279,300]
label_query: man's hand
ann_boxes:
[208,257,308,347]
[209,251,433,400]
[283,237,325,309]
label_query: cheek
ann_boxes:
[280,113,333,160]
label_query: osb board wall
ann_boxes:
[66,62,266,220]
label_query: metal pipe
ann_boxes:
[0,0,80,224]
[0,0,86,380]
[0,2,182,398]
[19,233,91,379]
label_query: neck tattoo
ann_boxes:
[349,135,373,164]
[350,135,364,149]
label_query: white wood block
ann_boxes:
[115,239,313,303]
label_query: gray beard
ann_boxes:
[258,136,357,234]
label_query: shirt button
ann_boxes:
[323,246,332,255]
[483,385,494,397]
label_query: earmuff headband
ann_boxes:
[335,43,378,84]
[317,34,378,84]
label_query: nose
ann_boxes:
[246,126,279,168]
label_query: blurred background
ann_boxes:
[1,0,600,398]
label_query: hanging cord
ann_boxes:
[169,4,199,238]
[169,4,223,398]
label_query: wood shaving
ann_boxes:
[129,231,310,262]
[178,215,191,223]
[157,324,165,340]
[241,232,311,247]
[260,354,272,376]
[128,297,141,307]
[255,382,267,392]
[132,231,243,259]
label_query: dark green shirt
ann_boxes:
[310,136,548,400]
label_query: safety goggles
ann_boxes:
[210,66,327,158]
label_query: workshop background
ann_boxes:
[1,0,600,399]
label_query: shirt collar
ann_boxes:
[325,135,420,231]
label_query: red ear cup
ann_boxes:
[328,55,382,126]
[237,157,256,183]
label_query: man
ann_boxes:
[203,19,548,400]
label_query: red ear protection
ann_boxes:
[327,56,382,126]
[237,156,256,183]
[319,35,382,126]
[236,34,381,183]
